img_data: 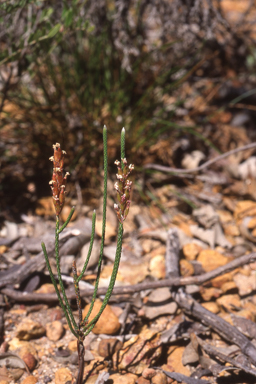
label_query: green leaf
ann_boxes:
[47,23,61,38]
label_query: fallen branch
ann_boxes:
[144,142,256,175]
[197,336,256,378]
[173,289,256,367]
[1,252,256,303]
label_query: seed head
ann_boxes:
[50,143,68,216]
[114,158,134,223]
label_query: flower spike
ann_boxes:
[114,158,134,223]
[50,143,68,216]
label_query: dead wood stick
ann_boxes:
[2,251,255,303]
[0,252,47,289]
[144,142,256,174]
[173,289,256,367]
[197,336,256,378]
[0,232,78,289]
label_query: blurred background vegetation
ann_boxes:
[1,0,256,221]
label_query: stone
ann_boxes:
[109,373,137,384]
[221,281,237,293]
[197,249,230,272]
[113,329,162,374]
[83,299,120,335]
[136,377,151,384]
[96,219,116,241]
[20,377,38,384]
[233,273,256,296]
[151,372,167,384]
[78,239,101,270]
[16,319,45,341]
[200,287,222,301]
[19,345,37,358]
[183,243,202,261]
[61,205,77,222]
[55,367,73,384]
[216,294,241,312]
[149,255,165,279]
[98,338,123,358]
[167,346,191,376]
[49,307,63,321]
[201,302,219,314]
[21,353,37,371]
[35,283,56,294]
[142,368,156,379]
[180,259,194,277]
[46,320,64,341]
[9,338,31,351]
[68,340,77,352]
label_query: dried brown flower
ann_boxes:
[114,158,134,223]
[49,143,69,216]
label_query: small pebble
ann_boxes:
[46,320,64,341]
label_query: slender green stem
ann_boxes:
[82,126,108,325]
[58,207,75,234]
[77,210,96,283]
[41,242,78,338]
[121,127,125,169]
[72,261,82,326]
[55,217,78,330]
[83,222,123,335]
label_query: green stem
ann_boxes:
[41,242,78,338]
[82,126,108,325]
[58,207,75,234]
[55,217,78,330]
[83,222,123,335]
[77,210,96,283]
[121,127,125,169]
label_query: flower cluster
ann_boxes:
[114,158,134,223]
[49,143,69,216]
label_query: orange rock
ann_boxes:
[217,210,233,223]
[16,319,45,341]
[136,377,151,384]
[216,294,241,312]
[142,368,156,379]
[234,201,256,222]
[35,283,56,294]
[83,299,120,335]
[46,320,64,341]
[151,372,167,384]
[197,249,230,272]
[68,339,77,352]
[211,272,233,288]
[167,346,191,376]
[243,302,256,317]
[55,367,73,384]
[200,287,222,301]
[61,205,77,222]
[149,255,166,279]
[183,243,202,261]
[98,338,123,358]
[221,281,237,293]
[236,309,255,321]
[109,373,137,384]
[20,377,38,384]
[201,302,219,314]
[113,329,161,374]
[179,259,194,277]
[223,223,240,237]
